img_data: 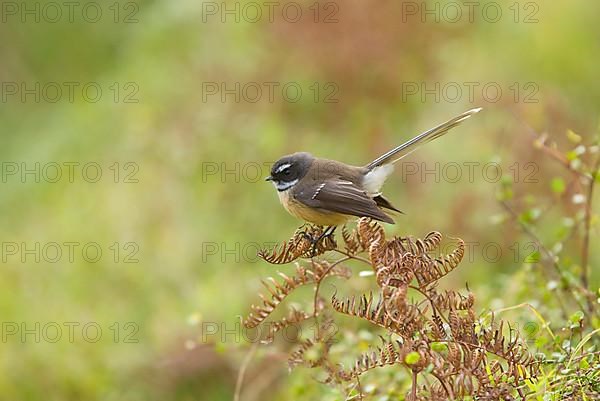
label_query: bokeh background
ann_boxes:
[1,0,599,400]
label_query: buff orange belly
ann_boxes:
[277,190,349,226]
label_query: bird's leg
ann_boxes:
[296,224,327,258]
[322,226,337,241]
[297,223,320,243]
[310,225,337,257]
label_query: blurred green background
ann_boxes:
[0,0,599,400]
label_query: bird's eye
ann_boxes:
[284,169,291,175]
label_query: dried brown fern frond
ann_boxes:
[331,289,424,337]
[333,338,432,382]
[430,289,475,311]
[243,261,350,328]
[341,219,394,257]
[288,318,336,369]
[382,284,408,314]
[258,225,336,264]
[470,320,540,381]
[331,291,391,331]
[309,259,352,281]
[429,313,446,340]
[381,285,426,336]
[315,234,337,254]
[288,338,316,368]
[395,231,443,256]
[341,224,363,255]
[257,231,312,264]
[263,307,312,343]
[356,218,385,249]
[363,227,464,292]
[414,238,465,289]
[332,339,407,381]
[243,219,540,400]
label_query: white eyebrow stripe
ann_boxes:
[275,163,292,174]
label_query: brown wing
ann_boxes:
[373,195,403,214]
[297,180,394,224]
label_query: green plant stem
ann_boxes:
[493,302,556,341]
[500,201,562,277]
[581,156,600,315]
[500,201,577,322]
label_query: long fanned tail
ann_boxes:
[365,108,482,170]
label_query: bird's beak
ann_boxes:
[265,176,273,181]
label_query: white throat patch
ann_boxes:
[274,178,298,191]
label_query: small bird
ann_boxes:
[266,108,481,230]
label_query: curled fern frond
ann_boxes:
[415,238,465,288]
[357,218,385,249]
[399,231,442,256]
[341,224,362,255]
[258,231,312,264]
[422,231,443,253]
